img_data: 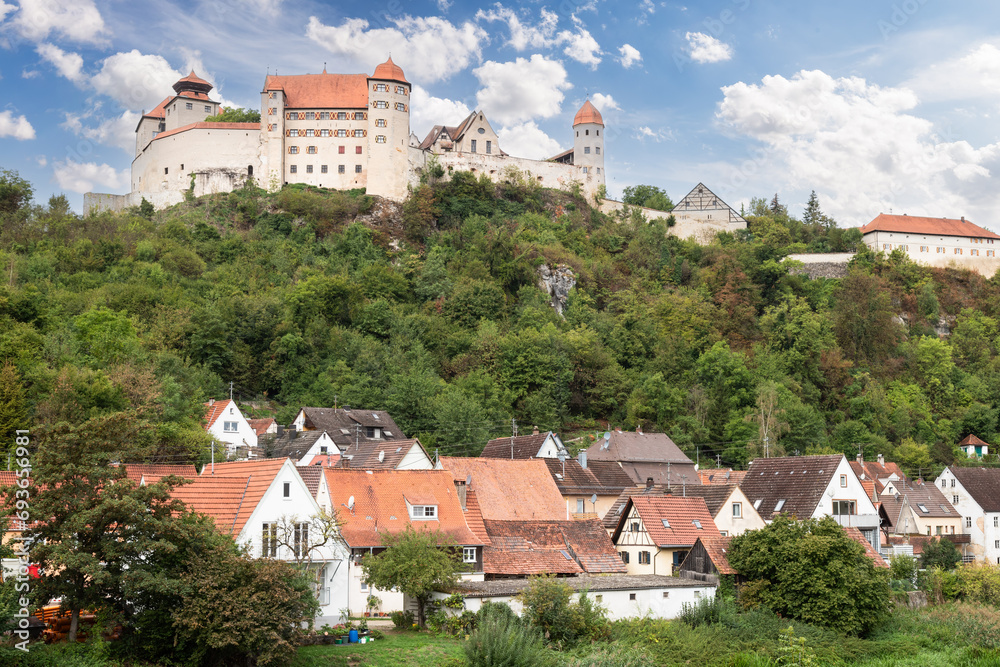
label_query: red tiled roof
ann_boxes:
[573,99,604,126]
[310,453,341,467]
[371,56,408,84]
[264,73,369,109]
[198,458,287,537]
[176,70,212,88]
[483,518,625,576]
[440,457,566,521]
[154,122,259,143]
[699,469,747,485]
[145,96,171,119]
[697,535,736,575]
[124,464,197,484]
[843,526,888,568]
[172,475,251,535]
[324,469,481,548]
[203,399,233,430]
[481,432,551,459]
[543,458,633,495]
[248,418,276,437]
[463,489,490,545]
[959,434,989,447]
[860,214,1000,240]
[620,496,721,547]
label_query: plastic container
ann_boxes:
[348,629,359,644]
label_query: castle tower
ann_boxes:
[572,99,605,189]
[366,57,411,200]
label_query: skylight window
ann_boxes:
[940,505,950,514]
[774,499,786,512]
[753,499,763,510]
[661,519,670,528]
[918,504,929,513]
[692,520,703,529]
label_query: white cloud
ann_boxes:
[21,69,39,78]
[906,43,1000,103]
[410,85,471,139]
[62,110,139,153]
[618,43,642,68]
[0,110,35,140]
[591,93,620,112]
[476,6,602,67]
[437,0,452,10]
[36,42,84,82]
[686,32,733,64]
[53,160,128,193]
[305,15,485,84]
[498,121,563,160]
[35,155,46,167]
[91,50,183,111]
[13,0,108,45]
[717,69,1000,223]
[637,0,655,25]
[0,2,15,21]
[475,55,571,125]
[634,126,670,142]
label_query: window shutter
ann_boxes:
[285,112,291,120]
[363,130,367,137]
[285,130,289,137]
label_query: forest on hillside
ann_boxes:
[1,167,998,477]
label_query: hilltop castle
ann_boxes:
[85,57,606,212]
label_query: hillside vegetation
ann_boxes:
[1,168,998,474]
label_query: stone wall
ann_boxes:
[786,253,856,279]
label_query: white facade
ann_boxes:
[711,487,765,537]
[808,456,881,552]
[205,400,258,456]
[935,468,1000,564]
[295,432,338,467]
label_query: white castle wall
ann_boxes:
[132,126,261,195]
[426,151,601,199]
[864,230,1000,276]
[599,200,743,242]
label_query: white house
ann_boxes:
[610,495,722,576]
[935,466,1000,564]
[861,213,1000,274]
[203,399,257,457]
[480,429,566,459]
[958,434,990,459]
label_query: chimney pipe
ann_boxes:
[877,453,884,466]
[532,425,539,435]
[455,480,467,511]
[578,451,587,469]
[646,477,654,489]
[208,398,215,406]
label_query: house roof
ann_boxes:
[197,458,288,537]
[543,458,634,495]
[698,469,747,486]
[573,99,604,126]
[616,496,721,547]
[342,438,431,470]
[268,430,330,461]
[463,489,490,545]
[296,466,323,499]
[323,469,481,548]
[684,536,735,575]
[959,434,990,447]
[672,183,747,225]
[450,573,709,598]
[172,475,252,535]
[740,455,844,519]
[297,407,406,449]
[879,479,957,522]
[248,418,276,436]
[174,70,213,92]
[371,56,408,83]
[124,464,197,484]
[439,457,566,521]
[680,485,738,517]
[585,430,693,465]
[849,459,906,484]
[843,526,888,568]
[264,73,370,109]
[483,518,626,575]
[860,214,1000,240]
[603,485,663,530]
[203,399,235,430]
[481,432,553,459]
[547,147,574,162]
[949,467,1000,512]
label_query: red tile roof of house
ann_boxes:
[172,475,252,535]
[573,99,604,127]
[695,535,736,575]
[264,73,370,109]
[153,122,259,143]
[463,489,490,545]
[203,399,234,430]
[860,214,1000,240]
[699,469,747,485]
[482,518,626,575]
[124,464,198,484]
[324,469,481,548]
[618,496,721,547]
[145,96,171,119]
[850,459,906,483]
[248,418,276,436]
[371,56,408,84]
[198,458,288,536]
[843,526,888,568]
[440,457,566,521]
[543,458,633,495]
[959,434,989,447]
[309,453,341,467]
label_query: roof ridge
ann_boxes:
[230,475,252,536]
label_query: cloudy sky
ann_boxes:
[2,0,1000,226]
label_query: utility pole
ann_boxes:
[229,381,234,400]
[510,418,516,459]
[764,435,770,458]
[716,454,721,468]
[666,462,671,490]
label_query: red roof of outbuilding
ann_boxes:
[860,214,1000,240]
[959,434,990,447]
[265,72,370,109]
[371,57,408,84]
[573,99,604,127]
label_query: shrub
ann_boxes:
[464,601,554,667]
[390,609,415,630]
[889,555,917,590]
[679,595,739,628]
[564,643,654,667]
[517,576,609,647]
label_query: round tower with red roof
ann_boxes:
[573,99,605,189]
[366,56,411,200]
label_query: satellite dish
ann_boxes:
[378,450,385,463]
[347,496,355,510]
[465,474,472,485]
[591,493,598,504]
[603,431,611,441]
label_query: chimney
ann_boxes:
[289,426,297,440]
[578,451,587,469]
[961,216,965,222]
[455,480,467,511]
[532,425,539,435]
[208,398,215,406]
[646,477,654,489]
[877,453,884,466]
[635,425,642,433]
[856,452,863,464]
[276,425,284,437]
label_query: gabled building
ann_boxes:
[610,495,721,575]
[480,429,565,459]
[860,213,1000,274]
[958,434,990,459]
[677,536,737,585]
[292,407,406,450]
[879,477,962,539]
[740,455,881,551]
[418,111,503,156]
[603,482,764,538]
[583,430,700,490]
[542,454,635,520]
[322,469,484,614]
[203,399,257,457]
[935,466,1000,564]
[265,429,338,466]
[341,438,434,470]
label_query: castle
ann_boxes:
[85,57,607,212]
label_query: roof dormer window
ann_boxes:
[410,505,436,520]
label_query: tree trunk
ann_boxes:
[68,608,79,643]
[417,597,425,628]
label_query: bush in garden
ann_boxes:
[464,602,554,667]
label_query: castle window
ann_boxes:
[285,112,292,120]
[268,91,276,99]
[585,129,589,135]
[337,129,348,137]
[186,102,193,110]
[396,85,406,94]
[288,146,299,154]
[938,247,945,253]
[321,165,328,173]
[597,167,601,174]
[470,139,477,152]
[164,167,168,175]
[338,165,345,173]
[320,112,330,120]
[375,101,388,109]
[339,146,345,154]
[375,83,388,92]
[596,147,600,154]
[355,165,362,173]
[204,105,211,112]
[305,112,315,120]
[321,129,330,137]
[972,249,980,256]
[395,102,406,111]
[335,112,345,120]
[356,146,363,154]
[486,141,492,154]
[307,146,317,154]
[180,164,184,170]
[267,124,274,132]
[990,250,996,257]
[955,248,963,255]
[582,167,588,173]
[596,130,600,136]
[289,165,297,173]
[376,135,386,143]
[306,129,314,137]
[576,131,579,137]
[306,165,313,173]
[298,112,305,120]
[289,129,299,137]
[584,146,591,154]
[376,118,386,127]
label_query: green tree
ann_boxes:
[622,184,673,211]
[920,537,961,570]
[728,515,891,635]
[204,106,262,123]
[0,361,27,450]
[360,524,462,627]
[832,269,901,366]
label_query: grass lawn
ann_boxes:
[292,629,464,667]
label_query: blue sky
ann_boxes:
[2,0,1000,226]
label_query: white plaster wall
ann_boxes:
[132,127,260,195]
[207,402,258,453]
[397,443,433,470]
[599,199,745,243]
[297,432,337,467]
[713,487,765,537]
[864,230,1000,276]
[936,468,994,562]
[164,97,219,132]
[433,152,602,200]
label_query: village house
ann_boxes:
[860,213,1000,274]
[739,454,882,552]
[598,182,748,241]
[583,429,700,490]
[934,466,1000,564]
[541,452,635,521]
[958,434,990,459]
[291,407,406,449]
[603,481,764,538]
[479,428,566,459]
[203,398,257,457]
[610,495,721,575]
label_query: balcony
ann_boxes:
[571,512,599,521]
[830,513,881,530]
